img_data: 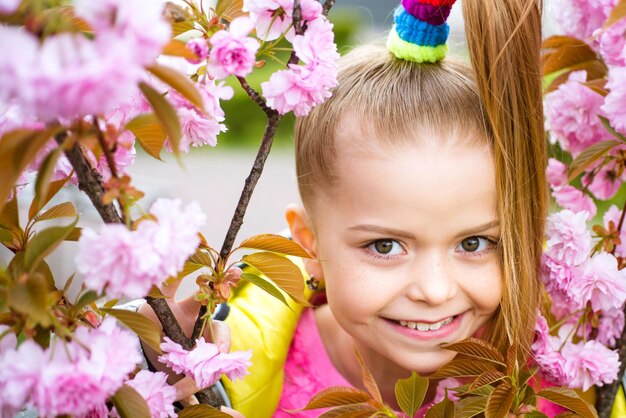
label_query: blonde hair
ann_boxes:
[294,0,546,361]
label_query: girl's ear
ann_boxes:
[285,204,323,280]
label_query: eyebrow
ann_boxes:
[347,221,500,240]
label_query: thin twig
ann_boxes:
[91,115,127,225]
[236,77,271,115]
[55,132,122,224]
[322,0,335,17]
[287,0,306,65]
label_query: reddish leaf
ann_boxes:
[148,63,205,110]
[604,0,626,28]
[485,382,515,418]
[429,359,496,380]
[126,113,168,161]
[470,370,506,391]
[238,234,312,258]
[441,338,505,365]
[455,396,487,418]
[317,404,377,418]
[242,252,308,305]
[302,386,370,410]
[178,405,231,417]
[354,350,383,407]
[536,387,598,418]
[395,371,429,417]
[568,140,620,181]
[425,396,456,418]
[542,36,601,75]
[162,39,198,60]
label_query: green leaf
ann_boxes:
[455,396,488,418]
[317,404,377,418]
[238,234,312,258]
[188,249,215,267]
[0,228,13,244]
[395,371,429,417]
[23,217,78,272]
[242,252,308,305]
[240,273,291,309]
[536,387,598,418]
[178,405,232,418]
[75,290,100,310]
[177,261,205,280]
[599,115,626,142]
[148,63,205,110]
[147,285,166,299]
[139,82,182,158]
[485,382,515,418]
[126,113,168,160]
[8,272,52,327]
[441,338,506,366]
[524,412,549,418]
[29,176,71,221]
[102,308,163,354]
[429,359,496,380]
[32,146,63,217]
[568,139,620,182]
[35,202,77,222]
[354,349,383,407]
[0,127,59,212]
[216,0,246,21]
[64,227,82,241]
[301,386,370,410]
[425,396,456,418]
[111,385,151,418]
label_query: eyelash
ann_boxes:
[363,237,499,260]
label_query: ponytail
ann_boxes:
[463,0,547,360]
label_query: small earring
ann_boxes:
[306,274,319,291]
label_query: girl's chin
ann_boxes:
[395,350,458,376]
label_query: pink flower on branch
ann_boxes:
[582,159,625,201]
[547,158,568,189]
[552,185,597,218]
[186,38,210,64]
[569,253,626,312]
[598,18,626,66]
[561,340,620,391]
[598,308,625,347]
[159,337,252,389]
[555,0,618,41]
[0,0,20,14]
[244,0,323,41]
[76,199,206,298]
[208,16,260,80]
[125,371,177,418]
[602,66,626,136]
[545,210,593,266]
[544,71,611,157]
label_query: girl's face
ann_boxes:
[300,120,502,376]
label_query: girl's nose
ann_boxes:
[405,253,458,305]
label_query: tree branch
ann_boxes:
[322,0,335,17]
[55,132,122,224]
[236,77,271,115]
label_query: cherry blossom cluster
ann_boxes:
[75,198,206,299]
[0,318,141,417]
[535,210,623,389]
[159,337,252,389]
[0,0,170,123]
[536,0,626,391]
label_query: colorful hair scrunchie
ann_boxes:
[387,0,458,63]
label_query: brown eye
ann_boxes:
[374,240,394,254]
[461,237,480,252]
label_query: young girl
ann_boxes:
[142,0,547,415]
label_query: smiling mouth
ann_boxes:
[392,316,457,332]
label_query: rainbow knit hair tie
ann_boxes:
[386,0,458,63]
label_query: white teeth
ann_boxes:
[397,316,454,331]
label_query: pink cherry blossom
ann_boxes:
[561,340,620,391]
[262,62,337,117]
[547,158,568,189]
[159,337,252,390]
[74,0,171,65]
[532,325,570,385]
[291,17,340,66]
[126,371,177,418]
[0,340,46,417]
[244,0,323,41]
[552,185,597,218]
[158,337,190,375]
[582,160,624,200]
[598,308,625,346]
[555,0,618,41]
[544,71,611,156]
[602,66,626,136]
[532,313,552,356]
[208,16,260,79]
[76,223,161,298]
[598,18,626,66]
[141,198,206,279]
[569,253,626,312]
[77,403,109,418]
[186,38,209,64]
[0,0,20,14]
[545,210,592,266]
